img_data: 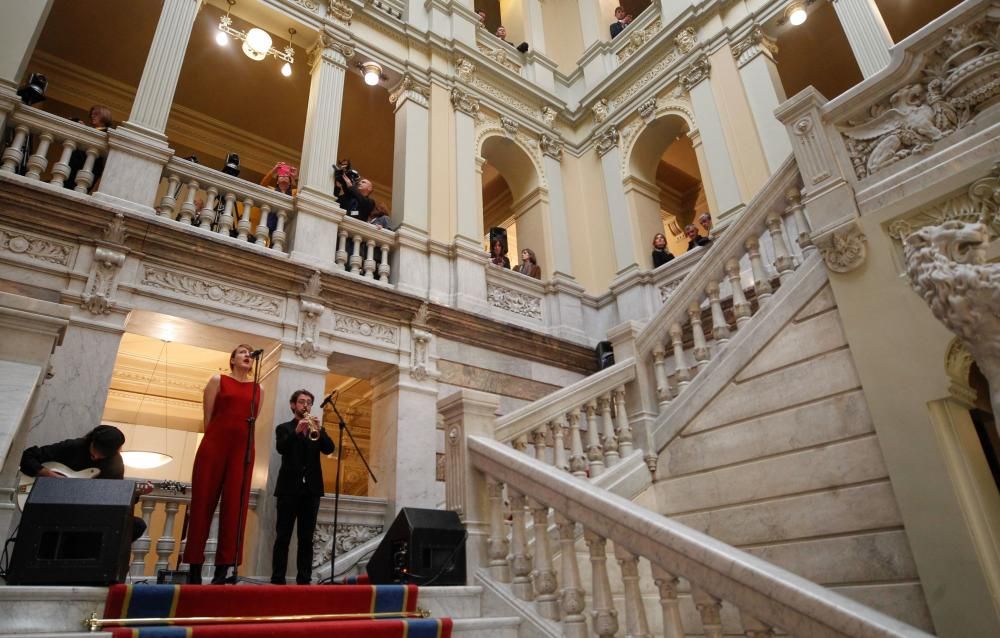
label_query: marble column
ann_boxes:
[541,144,574,278]
[732,28,792,174]
[451,88,488,313]
[291,32,353,267]
[369,369,439,515]
[597,127,641,274]
[830,0,893,78]
[0,0,53,131]
[96,0,201,211]
[681,55,743,222]
[390,75,431,299]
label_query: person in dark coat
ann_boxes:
[685,223,712,251]
[651,232,674,268]
[270,389,335,585]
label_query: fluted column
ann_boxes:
[732,28,792,173]
[831,0,893,78]
[390,74,431,297]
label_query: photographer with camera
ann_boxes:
[334,160,374,223]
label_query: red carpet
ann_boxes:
[102,584,452,637]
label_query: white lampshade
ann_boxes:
[243,27,272,61]
[787,3,808,26]
[122,450,172,469]
[215,30,228,46]
[362,61,382,86]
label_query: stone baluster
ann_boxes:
[652,347,672,407]
[508,489,534,600]
[363,239,377,278]
[786,188,815,254]
[740,611,777,638]
[49,139,76,185]
[217,193,236,235]
[745,236,773,305]
[486,478,511,582]
[177,179,198,224]
[584,400,606,477]
[349,233,363,274]
[551,415,570,473]
[688,302,710,370]
[377,241,391,282]
[531,424,549,465]
[555,514,587,638]
[198,187,218,230]
[335,229,349,267]
[726,258,752,327]
[598,393,619,466]
[706,281,730,344]
[236,197,253,241]
[530,502,559,619]
[584,531,618,638]
[613,386,633,456]
[272,209,288,252]
[766,212,795,281]
[693,588,724,638]
[255,204,272,245]
[566,408,588,478]
[670,322,691,388]
[130,499,156,578]
[512,433,529,456]
[25,130,52,180]
[73,147,100,193]
[0,124,29,172]
[652,565,685,638]
[615,545,652,638]
[154,501,180,574]
[157,174,181,218]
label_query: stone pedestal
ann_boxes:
[289,188,343,268]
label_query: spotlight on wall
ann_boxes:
[361,61,383,86]
[785,2,808,26]
[222,153,241,177]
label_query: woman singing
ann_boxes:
[183,344,263,584]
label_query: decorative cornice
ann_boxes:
[679,54,711,92]
[139,265,283,317]
[451,87,480,117]
[616,17,664,63]
[596,126,619,157]
[332,311,399,345]
[731,26,778,68]
[0,225,75,266]
[540,134,563,160]
[328,0,353,25]
[389,74,430,108]
[487,283,542,320]
[500,115,519,137]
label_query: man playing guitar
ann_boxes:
[19,425,154,542]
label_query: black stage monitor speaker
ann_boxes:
[367,508,467,586]
[7,477,135,586]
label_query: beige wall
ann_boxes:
[540,0,585,72]
[560,151,618,293]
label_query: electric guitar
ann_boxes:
[15,462,187,511]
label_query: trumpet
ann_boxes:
[305,412,322,441]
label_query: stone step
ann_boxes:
[452,617,522,638]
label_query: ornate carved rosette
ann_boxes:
[451,87,480,117]
[817,225,868,273]
[679,54,711,92]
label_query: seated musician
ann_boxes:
[19,424,152,541]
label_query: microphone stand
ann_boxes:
[325,393,377,583]
[233,352,262,583]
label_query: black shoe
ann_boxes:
[187,564,202,585]
[270,577,286,585]
[211,564,236,585]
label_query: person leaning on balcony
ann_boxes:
[685,223,712,252]
[338,173,375,223]
[64,105,112,190]
[495,25,529,53]
[490,239,511,269]
[651,232,675,268]
[255,162,298,239]
[699,212,714,237]
[610,7,632,38]
[516,248,542,279]
[369,202,392,230]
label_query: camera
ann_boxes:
[17,73,47,106]
[333,159,360,185]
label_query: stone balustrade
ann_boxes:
[155,157,294,253]
[469,435,932,638]
[335,216,395,283]
[0,104,108,194]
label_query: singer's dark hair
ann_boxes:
[229,343,255,370]
[290,389,315,405]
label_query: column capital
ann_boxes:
[311,30,355,68]
[596,126,619,157]
[451,87,480,117]
[540,134,563,160]
[731,26,778,68]
[679,53,711,92]
[455,56,477,83]
[389,74,430,109]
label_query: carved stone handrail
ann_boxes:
[470,435,932,638]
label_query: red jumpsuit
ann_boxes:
[183,375,260,566]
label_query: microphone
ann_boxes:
[249,348,265,359]
[320,389,337,408]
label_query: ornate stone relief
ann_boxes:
[609,49,681,111]
[592,98,609,123]
[500,115,519,137]
[617,120,642,175]
[455,57,476,83]
[388,74,430,107]
[904,220,999,416]
[541,106,557,127]
[674,26,697,54]
[296,271,325,359]
[332,312,398,345]
[328,0,353,24]
[791,113,833,186]
[315,35,354,66]
[731,26,778,68]
[451,87,480,117]
[140,265,283,317]
[477,43,522,72]
[487,283,542,320]
[410,302,434,382]
[312,523,382,569]
[638,97,657,121]
[838,12,1000,179]
[540,134,563,159]
[0,225,74,266]
[471,77,538,121]
[888,164,1000,242]
[81,214,128,316]
[596,126,619,157]
[817,224,868,273]
[659,280,681,303]
[944,338,978,407]
[679,54,711,92]
[616,17,664,63]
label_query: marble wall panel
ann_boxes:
[436,360,561,402]
[736,306,849,381]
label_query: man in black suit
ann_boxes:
[610,7,630,38]
[270,390,335,585]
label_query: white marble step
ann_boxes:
[452,617,521,638]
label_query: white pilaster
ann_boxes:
[390,75,431,231]
[522,0,548,55]
[682,55,744,221]
[541,149,573,277]
[733,29,792,174]
[453,90,481,242]
[578,0,605,47]
[597,128,637,273]
[830,0,893,78]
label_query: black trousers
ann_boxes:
[271,493,320,584]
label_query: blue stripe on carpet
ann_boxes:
[405,618,445,638]
[130,627,190,638]
[123,585,180,619]
[373,585,407,613]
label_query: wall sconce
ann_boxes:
[361,61,384,86]
[784,1,812,26]
[216,0,295,76]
